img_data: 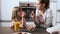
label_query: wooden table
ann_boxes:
[0,27,49,34]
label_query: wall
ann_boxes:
[1,0,19,20]
[0,0,1,19]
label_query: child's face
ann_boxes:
[17,11,22,17]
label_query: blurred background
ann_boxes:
[0,0,60,27]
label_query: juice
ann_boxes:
[14,21,20,31]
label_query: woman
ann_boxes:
[31,0,53,28]
[11,6,26,29]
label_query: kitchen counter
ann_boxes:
[0,27,49,34]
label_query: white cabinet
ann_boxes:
[56,0,60,23]
[50,2,57,26]
[57,10,60,23]
[57,0,60,9]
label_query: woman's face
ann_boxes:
[36,0,45,10]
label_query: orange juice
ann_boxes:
[14,21,20,31]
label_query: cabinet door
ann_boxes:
[57,10,60,23]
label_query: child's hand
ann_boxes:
[22,11,26,17]
[20,24,23,28]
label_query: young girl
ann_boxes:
[11,6,26,29]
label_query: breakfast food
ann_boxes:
[18,32,22,34]
[24,32,27,34]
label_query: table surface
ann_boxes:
[0,27,49,34]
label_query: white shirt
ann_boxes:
[36,9,53,28]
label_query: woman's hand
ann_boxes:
[39,15,45,24]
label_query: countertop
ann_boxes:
[0,27,50,34]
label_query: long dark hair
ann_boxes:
[40,0,50,9]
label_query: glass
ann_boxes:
[14,21,20,31]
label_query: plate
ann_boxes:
[12,32,31,34]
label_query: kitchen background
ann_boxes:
[0,0,60,27]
